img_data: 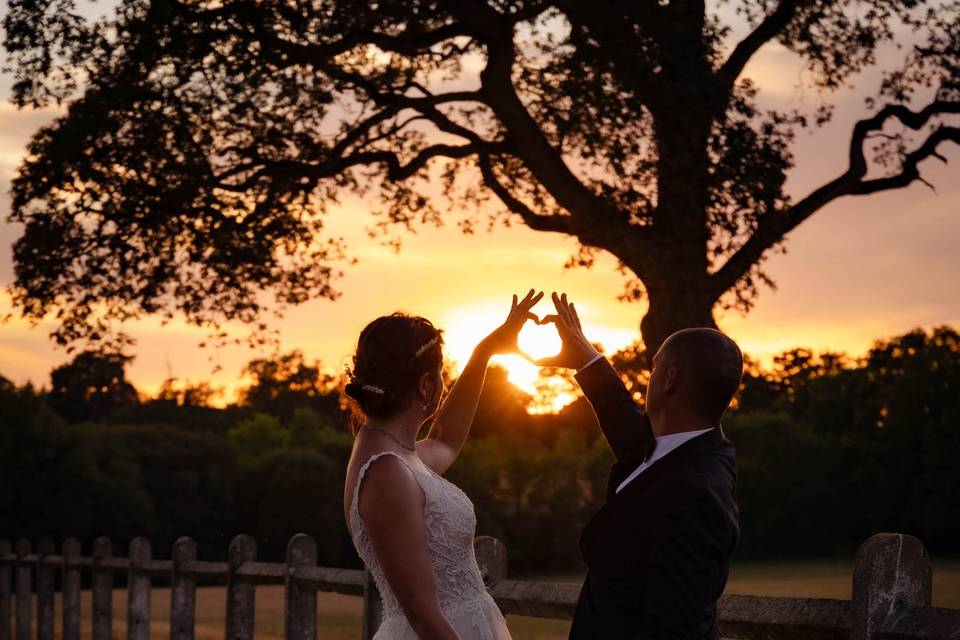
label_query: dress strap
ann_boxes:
[350,451,420,533]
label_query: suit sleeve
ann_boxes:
[573,356,653,463]
[635,487,726,639]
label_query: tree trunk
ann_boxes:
[639,282,718,360]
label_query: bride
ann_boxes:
[342,289,543,639]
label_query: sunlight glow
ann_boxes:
[439,298,635,414]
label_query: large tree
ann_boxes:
[4,0,958,355]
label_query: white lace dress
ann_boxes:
[349,451,512,639]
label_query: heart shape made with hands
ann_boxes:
[515,313,562,362]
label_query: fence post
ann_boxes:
[13,539,29,640]
[35,538,55,640]
[361,570,383,640]
[226,535,256,640]
[171,537,197,640]
[285,534,317,640]
[128,537,152,640]
[61,539,81,640]
[851,532,932,640]
[474,536,508,587]
[91,538,113,640]
[0,539,11,640]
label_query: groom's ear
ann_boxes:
[663,367,681,394]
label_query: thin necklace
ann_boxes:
[362,426,416,451]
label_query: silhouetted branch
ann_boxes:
[711,100,960,295]
[477,153,571,233]
[446,0,626,226]
[718,0,803,88]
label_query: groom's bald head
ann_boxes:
[652,328,743,422]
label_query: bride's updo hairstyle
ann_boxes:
[343,312,444,426]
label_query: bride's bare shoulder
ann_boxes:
[345,445,422,518]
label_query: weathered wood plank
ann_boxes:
[127,537,152,640]
[226,535,256,640]
[475,536,508,588]
[0,540,11,640]
[362,570,383,640]
[61,539,81,640]
[171,537,197,640]
[853,533,933,640]
[878,604,960,639]
[488,579,580,619]
[35,539,55,640]
[178,560,228,579]
[91,538,113,640]
[718,594,850,640]
[13,540,29,640]
[234,561,285,584]
[285,534,317,640]
[293,567,365,595]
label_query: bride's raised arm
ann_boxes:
[416,289,543,475]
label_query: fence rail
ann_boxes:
[0,532,957,640]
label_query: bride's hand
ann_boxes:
[476,289,544,357]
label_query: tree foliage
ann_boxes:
[3,0,957,354]
[47,349,139,422]
[3,325,960,564]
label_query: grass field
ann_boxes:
[43,559,960,639]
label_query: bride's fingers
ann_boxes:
[523,291,543,311]
[522,289,543,310]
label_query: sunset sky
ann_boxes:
[1,4,958,411]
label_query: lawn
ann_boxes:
[45,559,960,639]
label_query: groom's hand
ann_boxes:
[530,292,601,370]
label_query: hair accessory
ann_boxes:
[413,335,439,359]
[362,384,386,395]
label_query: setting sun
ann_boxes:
[438,297,636,413]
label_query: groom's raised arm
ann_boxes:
[574,355,654,463]
[535,291,654,463]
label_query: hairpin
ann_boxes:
[414,335,439,359]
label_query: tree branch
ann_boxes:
[216,138,510,190]
[170,0,472,59]
[717,0,802,88]
[711,100,960,296]
[445,0,636,243]
[477,153,571,233]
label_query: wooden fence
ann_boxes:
[1,532,958,639]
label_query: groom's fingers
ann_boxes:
[551,292,569,326]
[569,302,583,330]
[559,293,574,327]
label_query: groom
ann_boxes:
[537,293,741,639]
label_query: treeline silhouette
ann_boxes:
[2,326,958,572]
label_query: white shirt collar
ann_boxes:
[614,427,716,494]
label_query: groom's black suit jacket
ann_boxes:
[568,357,739,640]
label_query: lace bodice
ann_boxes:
[348,451,490,617]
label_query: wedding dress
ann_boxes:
[349,451,512,639]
